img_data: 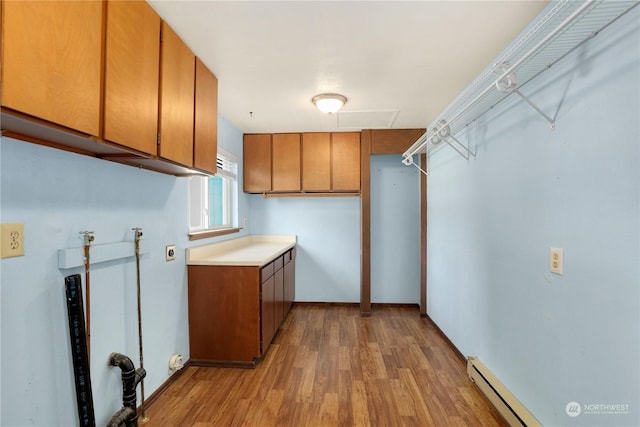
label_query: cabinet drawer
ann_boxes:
[261,262,274,282]
[274,255,284,272]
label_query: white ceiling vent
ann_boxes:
[337,110,399,129]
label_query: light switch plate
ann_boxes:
[1,223,25,259]
[550,247,563,275]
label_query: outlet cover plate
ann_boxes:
[166,245,176,261]
[550,247,563,275]
[1,223,24,259]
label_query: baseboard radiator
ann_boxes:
[467,357,541,427]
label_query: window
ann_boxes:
[189,149,238,234]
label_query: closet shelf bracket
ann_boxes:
[514,89,555,130]
[495,62,555,130]
[432,120,476,161]
[410,159,429,177]
[443,134,475,161]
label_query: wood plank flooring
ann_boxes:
[143,304,507,426]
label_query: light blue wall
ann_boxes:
[249,156,421,305]
[248,157,421,305]
[371,155,420,303]
[0,116,249,426]
[426,7,639,426]
[250,196,361,302]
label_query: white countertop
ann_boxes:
[186,235,297,267]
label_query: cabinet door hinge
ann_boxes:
[160,29,163,43]
[157,134,161,145]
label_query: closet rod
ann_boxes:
[402,0,596,164]
[446,0,594,130]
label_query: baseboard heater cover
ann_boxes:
[467,357,541,427]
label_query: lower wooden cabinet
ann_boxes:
[188,248,296,367]
[284,248,296,314]
[260,271,277,352]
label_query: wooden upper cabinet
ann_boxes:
[1,1,103,136]
[244,132,361,194]
[302,133,331,191]
[244,134,272,193]
[194,58,218,174]
[159,22,195,167]
[104,0,160,155]
[272,134,301,192]
[332,132,361,191]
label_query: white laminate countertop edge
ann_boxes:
[186,235,297,267]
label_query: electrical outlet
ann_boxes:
[243,217,248,228]
[550,247,563,275]
[166,245,176,262]
[1,223,24,259]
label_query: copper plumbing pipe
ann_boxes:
[132,227,149,424]
[80,231,94,360]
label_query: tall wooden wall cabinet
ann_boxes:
[158,22,195,167]
[194,58,219,173]
[1,0,219,176]
[1,1,103,136]
[104,0,160,154]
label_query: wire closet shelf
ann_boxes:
[402,0,639,175]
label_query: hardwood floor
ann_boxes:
[143,304,507,426]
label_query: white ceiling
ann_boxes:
[147,1,549,134]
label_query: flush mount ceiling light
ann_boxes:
[312,93,347,114]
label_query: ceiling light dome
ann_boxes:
[312,93,347,114]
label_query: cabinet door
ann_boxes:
[194,58,218,173]
[283,249,296,315]
[332,132,361,191]
[188,265,261,363]
[2,1,102,136]
[274,267,285,328]
[272,134,301,192]
[104,0,160,154]
[302,133,331,191]
[244,134,272,193]
[159,22,195,167]
[261,275,276,352]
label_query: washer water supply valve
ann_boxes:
[169,354,184,372]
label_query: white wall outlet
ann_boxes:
[166,245,176,261]
[243,217,248,228]
[550,247,563,275]
[1,223,25,259]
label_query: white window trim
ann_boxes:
[188,148,239,236]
